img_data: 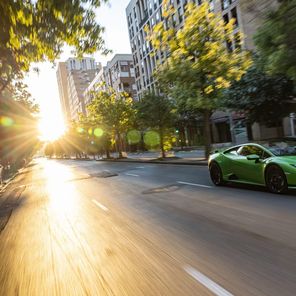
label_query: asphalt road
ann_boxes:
[0,158,295,296]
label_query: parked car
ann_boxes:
[208,138,296,194]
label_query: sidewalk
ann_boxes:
[98,150,208,166]
[0,167,26,196]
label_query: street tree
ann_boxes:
[0,0,109,94]
[0,84,39,167]
[147,1,251,158]
[223,65,295,135]
[44,143,54,158]
[87,88,136,158]
[255,0,296,80]
[136,91,176,158]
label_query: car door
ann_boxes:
[221,146,242,177]
[232,145,266,184]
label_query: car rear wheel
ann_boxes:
[265,165,288,194]
[210,162,224,186]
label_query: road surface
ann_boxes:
[0,158,295,295]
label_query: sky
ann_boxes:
[24,0,131,133]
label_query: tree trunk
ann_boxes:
[117,132,123,158]
[159,128,166,158]
[184,126,189,147]
[105,136,111,159]
[203,110,212,160]
[106,148,110,159]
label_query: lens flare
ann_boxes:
[77,127,84,134]
[144,130,160,147]
[0,116,14,127]
[127,130,141,144]
[94,128,103,137]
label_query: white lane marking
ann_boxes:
[177,181,213,189]
[125,173,139,177]
[135,166,145,169]
[184,266,234,296]
[92,199,109,212]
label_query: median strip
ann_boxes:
[184,265,233,296]
[177,181,213,189]
[92,199,109,212]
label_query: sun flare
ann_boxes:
[38,117,66,142]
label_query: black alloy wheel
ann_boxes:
[210,162,224,186]
[266,165,288,194]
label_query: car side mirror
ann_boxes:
[247,154,260,162]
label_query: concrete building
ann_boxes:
[56,62,70,122]
[56,57,100,122]
[126,0,278,99]
[84,54,137,108]
[106,54,137,99]
[126,0,291,144]
[84,66,109,107]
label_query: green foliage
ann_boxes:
[0,84,39,165]
[136,91,176,130]
[0,0,109,92]
[148,1,251,157]
[136,91,176,157]
[255,0,296,80]
[223,65,295,126]
[87,88,136,157]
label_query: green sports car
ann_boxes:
[208,138,296,194]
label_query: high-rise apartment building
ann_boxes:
[56,62,70,122]
[126,0,283,143]
[106,54,137,99]
[56,57,100,122]
[84,54,137,107]
[126,0,278,99]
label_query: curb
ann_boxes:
[96,159,208,166]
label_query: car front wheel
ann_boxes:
[209,162,224,186]
[265,165,288,194]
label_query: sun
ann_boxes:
[38,117,66,142]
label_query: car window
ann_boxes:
[238,145,269,159]
[224,147,240,156]
[262,139,296,156]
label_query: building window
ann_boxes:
[156,11,160,22]
[231,7,238,27]
[151,17,155,27]
[148,1,152,14]
[183,0,188,11]
[178,7,183,23]
[234,32,241,50]
[123,82,130,88]
[209,0,214,12]
[223,13,229,24]
[221,0,230,10]
[172,13,177,27]
[226,40,233,52]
